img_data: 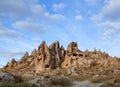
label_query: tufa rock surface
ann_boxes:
[3,41,120,76]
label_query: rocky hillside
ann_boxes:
[2,40,120,77]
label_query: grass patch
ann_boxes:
[0,82,31,87]
[70,74,94,81]
[100,78,120,87]
[91,73,120,83]
[101,82,120,87]
[91,75,114,83]
[51,77,73,87]
[14,75,23,83]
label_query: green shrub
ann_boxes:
[14,75,23,83]
[51,78,73,87]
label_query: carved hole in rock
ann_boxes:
[45,65,49,68]
[85,55,88,57]
[79,54,83,56]
[66,64,68,66]
[0,77,2,81]
[38,58,42,61]
[73,53,77,56]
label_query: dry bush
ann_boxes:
[51,77,73,87]
[0,82,31,87]
[100,74,120,87]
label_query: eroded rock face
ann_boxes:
[34,41,66,74]
[4,58,17,69]
[49,41,65,68]
[35,41,51,73]
[3,41,120,76]
[19,51,29,64]
[66,42,79,55]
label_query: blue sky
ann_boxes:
[0,0,120,67]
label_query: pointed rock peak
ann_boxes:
[60,45,64,50]
[24,51,29,57]
[55,40,60,48]
[19,51,29,63]
[32,49,37,53]
[93,48,97,52]
[55,40,59,44]
[49,40,60,50]
[85,49,89,52]
[21,51,29,60]
[34,49,37,52]
[11,58,16,63]
[38,41,49,54]
[98,49,101,53]
[67,41,78,49]
[68,41,78,47]
[67,41,79,54]
[41,41,46,45]
[31,49,37,56]
[6,62,9,66]
[39,41,48,48]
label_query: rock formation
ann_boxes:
[3,41,120,76]
[0,72,15,83]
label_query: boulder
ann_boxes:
[0,72,15,83]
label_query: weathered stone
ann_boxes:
[66,42,79,55]
[0,72,15,83]
[3,41,120,76]
[19,51,29,64]
[34,41,51,74]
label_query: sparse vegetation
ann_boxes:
[51,77,73,87]
[91,76,113,83]
[100,76,120,87]
[101,81,120,87]
[14,75,23,83]
[0,82,31,87]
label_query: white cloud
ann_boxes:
[30,4,44,16]
[85,0,97,5]
[44,13,64,21]
[92,0,120,21]
[91,0,120,37]
[101,0,120,21]
[52,3,66,12]
[31,36,41,41]
[0,0,27,19]
[10,50,23,55]
[98,21,120,36]
[0,27,23,40]
[12,21,47,34]
[0,49,24,67]
[90,0,120,56]
[75,15,83,21]
[11,4,64,34]
[31,4,65,21]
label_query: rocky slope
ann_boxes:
[2,41,120,77]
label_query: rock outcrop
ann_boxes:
[3,41,120,76]
[0,72,15,83]
[19,51,29,64]
[34,41,66,74]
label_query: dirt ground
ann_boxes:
[72,80,103,87]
